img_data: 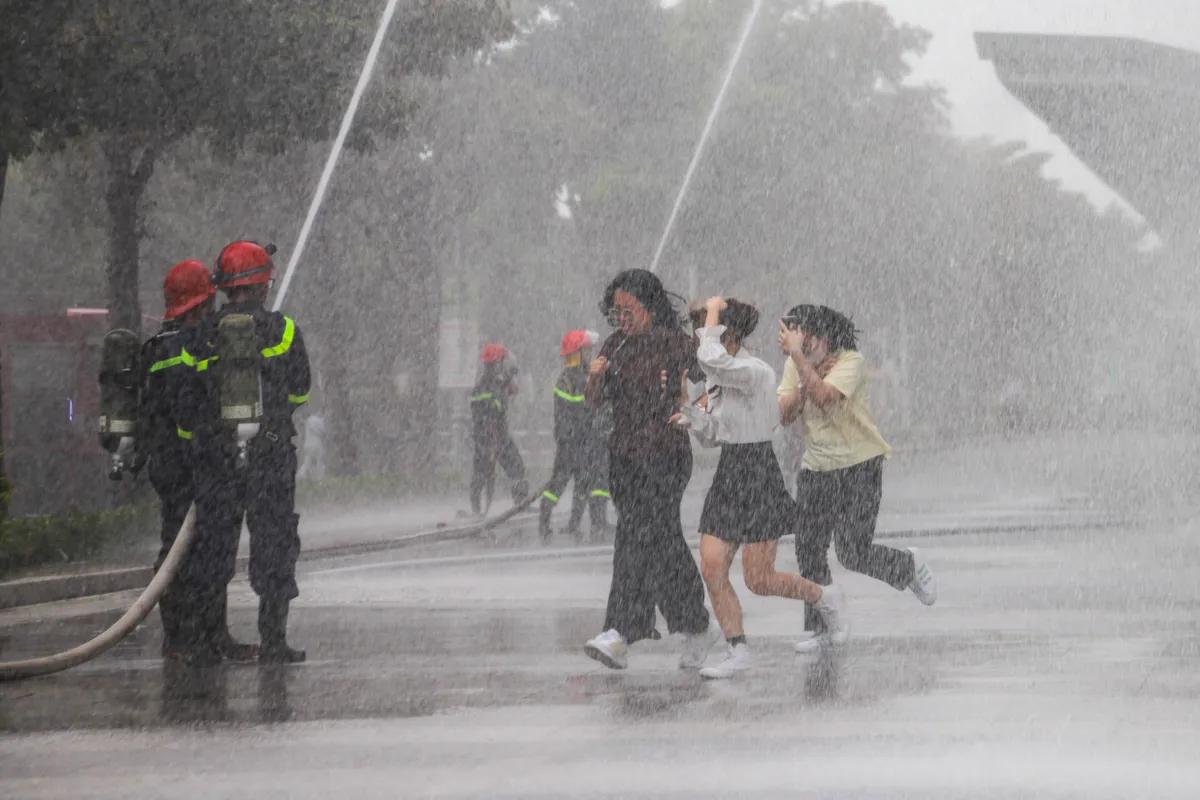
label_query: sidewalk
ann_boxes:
[0,501,488,610]
[1,432,1161,610]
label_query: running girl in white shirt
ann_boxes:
[672,296,846,679]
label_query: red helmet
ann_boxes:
[163,260,215,320]
[480,343,509,363]
[214,241,276,288]
[560,330,590,356]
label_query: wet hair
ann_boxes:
[601,269,685,331]
[783,304,859,351]
[719,299,758,343]
[688,299,758,345]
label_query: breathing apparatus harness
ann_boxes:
[209,242,279,470]
[97,329,145,480]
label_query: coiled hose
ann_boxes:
[0,487,544,682]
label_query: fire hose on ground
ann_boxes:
[0,487,544,682]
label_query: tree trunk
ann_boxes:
[103,135,156,334]
[405,228,440,479]
[0,147,8,218]
[0,149,8,520]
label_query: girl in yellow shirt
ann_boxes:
[777,305,937,653]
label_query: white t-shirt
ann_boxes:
[681,326,778,447]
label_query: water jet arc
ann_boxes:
[648,0,764,289]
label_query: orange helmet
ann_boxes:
[214,241,276,289]
[480,343,509,363]
[163,260,215,320]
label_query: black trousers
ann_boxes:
[182,433,300,649]
[603,450,709,643]
[470,420,526,512]
[148,452,193,648]
[795,456,915,633]
[542,444,608,527]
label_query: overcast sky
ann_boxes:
[876,0,1200,214]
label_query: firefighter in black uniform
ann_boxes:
[469,343,529,515]
[539,330,613,543]
[176,241,311,665]
[140,260,257,662]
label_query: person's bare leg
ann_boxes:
[742,541,823,603]
[699,534,742,638]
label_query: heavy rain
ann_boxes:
[2,0,1200,797]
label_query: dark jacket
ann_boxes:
[552,364,590,450]
[139,319,194,463]
[587,326,699,461]
[175,301,311,445]
[470,361,517,431]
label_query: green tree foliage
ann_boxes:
[434,0,1143,440]
[2,0,1151,492]
[0,0,512,333]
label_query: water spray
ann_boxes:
[271,0,403,311]
[648,0,764,286]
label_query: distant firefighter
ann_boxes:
[469,343,529,515]
[539,330,614,543]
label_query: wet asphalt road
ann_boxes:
[3,515,1200,798]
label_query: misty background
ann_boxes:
[1,0,1193,515]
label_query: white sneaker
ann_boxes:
[794,635,828,654]
[815,583,849,643]
[699,642,754,680]
[908,547,937,606]
[584,629,628,670]
[679,621,723,669]
[793,631,848,654]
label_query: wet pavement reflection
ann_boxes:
[5,524,1200,797]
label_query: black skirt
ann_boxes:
[699,441,796,545]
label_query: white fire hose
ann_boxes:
[0,504,199,681]
[0,486,544,682]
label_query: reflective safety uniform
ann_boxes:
[539,364,611,541]
[469,364,527,514]
[138,319,195,652]
[175,301,310,661]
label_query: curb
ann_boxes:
[0,567,155,611]
[0,511,1127,612]
[0,513,540,612]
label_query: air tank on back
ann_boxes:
[213,314,263,468]
[97,328,141,479]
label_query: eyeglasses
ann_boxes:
[607,307,638,326]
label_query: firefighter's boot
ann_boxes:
[589,496,615,542]
[175,595,223,667]
[538,497,554,543]
[216,592,259,662]
[258,596,306,664]
[567,499,586,543]
[159,593,183,659]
